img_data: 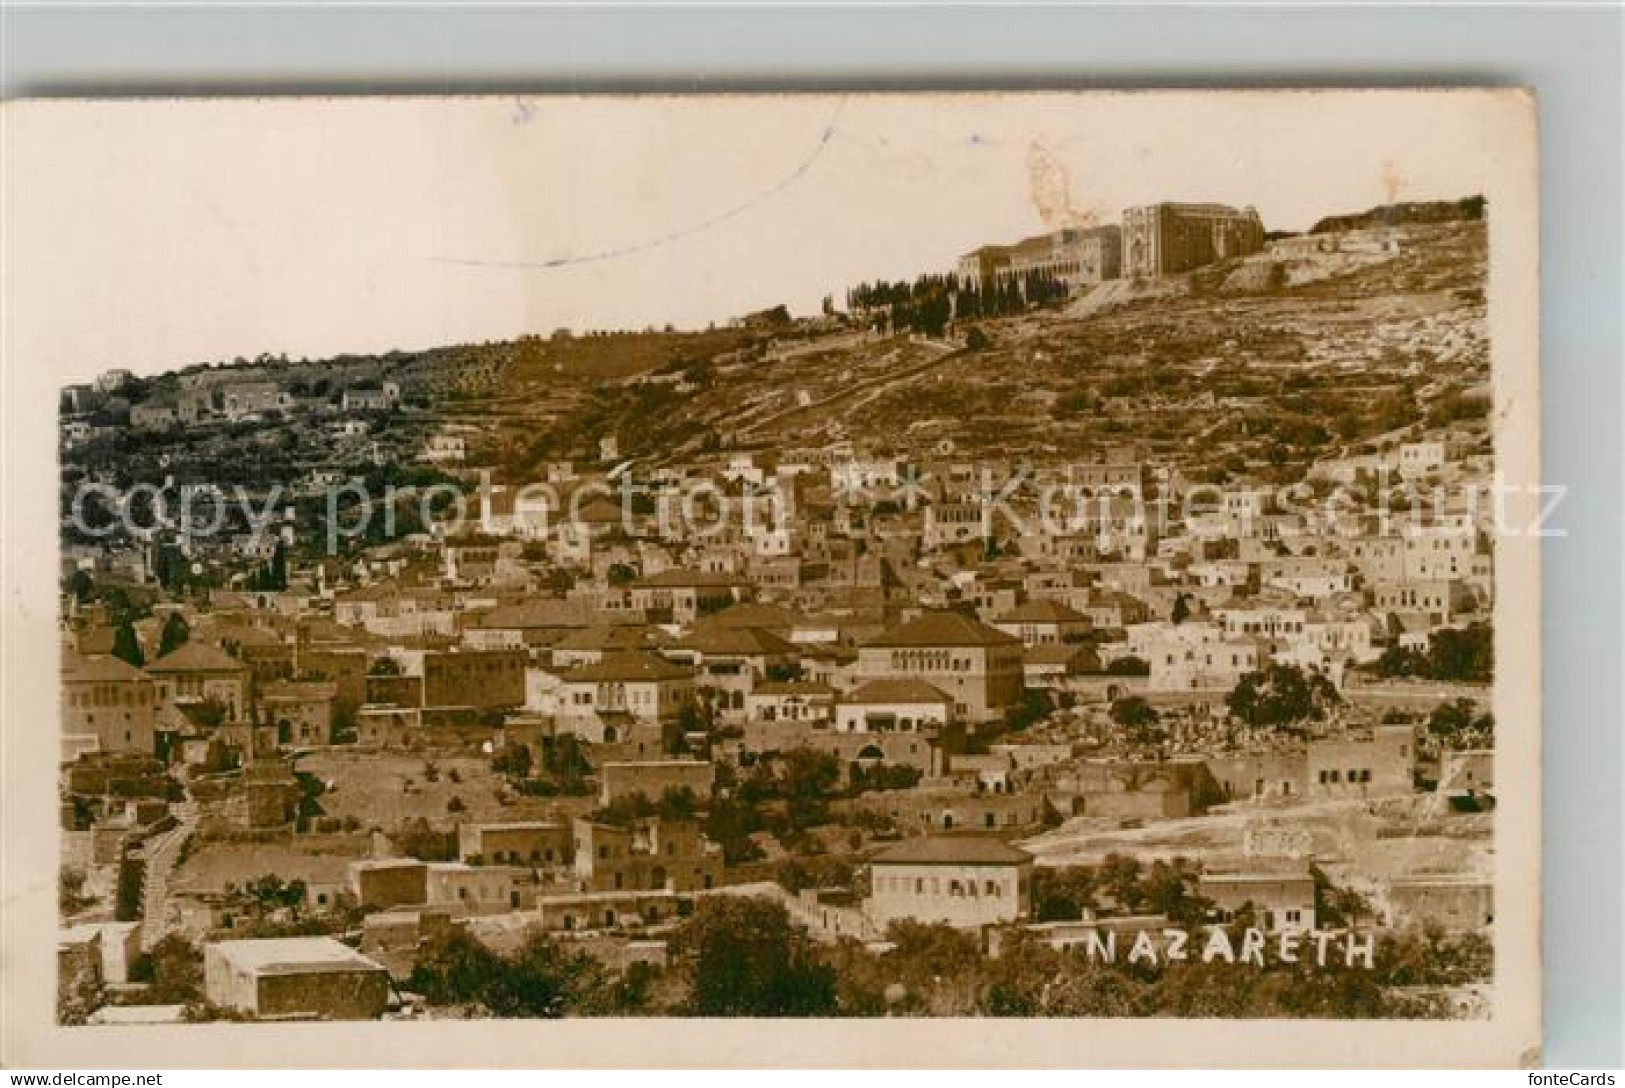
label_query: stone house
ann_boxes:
[60,651,158,757]
[1198,860,1317,934]
[865,837,1033,931]
[571,816,721,894]
[204,937,391,1020]
[857,611,1024,726]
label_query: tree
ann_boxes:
[1007,688,1054,731]
[408,926,628,1017]
[368,655,403,677]
[407,927,505,1006]
[128,934,204,1004]
[1427,698,1493,750]
[1226,664,1342,731]
[661,711,693,757]
[114,851,144,921]
[542,733,592,780]
[849,762,924,794]
[111,621,144,668]
[1312,864,1372,928]
[1171,593,1191,625]
[393,816,456,861]
[1373,643,1428,678]
[491,742,532,779]
[778,748,842,830]
[1140,858,1211,926]
[1106,655,1151,677]
[191,695,229,729]
[675,896,836,1016]
[485,931,595,1018]
[703,794,766,865]
[269,542,288,590]
[245,874,308,916]
[158,611,191,657]
[1032,866,1098,921]
[1110,695,1159,731]
[1427,623,1493,683]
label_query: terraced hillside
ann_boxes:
[544,219,1490,484]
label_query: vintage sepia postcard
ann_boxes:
[1,90,1540,1068]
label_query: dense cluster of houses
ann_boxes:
[57,402,1496,1019]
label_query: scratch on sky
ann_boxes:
[427,98,847,272]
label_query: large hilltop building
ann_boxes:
[956,202,1263,291]
[956,226,1122,291]
[1120,202,1266,278]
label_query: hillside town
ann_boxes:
[56,196,1499,1024]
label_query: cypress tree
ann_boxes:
[158,611,190,657]
[111,621,144,668]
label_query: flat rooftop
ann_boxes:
[209,936,387,976]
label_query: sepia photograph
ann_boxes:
[2,89,1543,1067]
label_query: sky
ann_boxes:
[5,91,1516,382]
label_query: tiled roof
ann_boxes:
[564,651,691,684]
[694,602,805,631]
[994,599,1090,624]
[675,626,799,657]
[1023,644,1098,667]
[553,625,663,653]
[75,626,117,655]
[473,600,600,630]
[840,678,954,705]
[869,836,1033,867]
[146,641,247,674]
[862,610,1020,649]
[61,651,148,685]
